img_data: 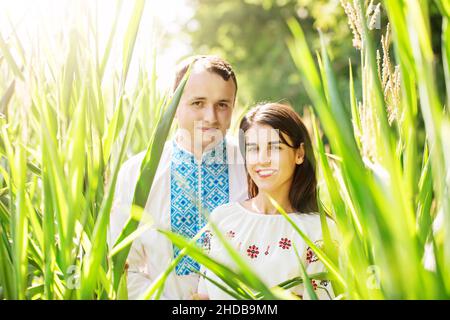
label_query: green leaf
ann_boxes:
[0,80,15,118]
[120,0,146,86]
[111,67,191,291]
[0,34,24,80]
[293,244,318,300]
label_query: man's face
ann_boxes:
[176,67,236,150]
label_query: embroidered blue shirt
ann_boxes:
[170,139,230,275]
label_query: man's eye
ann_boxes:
[217,103,229,109]
[191,101,203,107]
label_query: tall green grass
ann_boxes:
[0,0,181,299]
[286,0,450,299]
[151,0,450,300]
[1,0,449,300]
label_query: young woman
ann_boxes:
[196,102,337,300]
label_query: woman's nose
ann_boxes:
[258,149,271,164]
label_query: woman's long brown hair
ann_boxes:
[239,103,318,213]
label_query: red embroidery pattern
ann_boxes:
[306,247,319,263]
[247,245,260,259]
[264,245,270,255]
[226,230,235,238]
[311,279,318,290]
[202,231,212,252]
[278,238,292,250]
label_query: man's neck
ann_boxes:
[175,133,223,161]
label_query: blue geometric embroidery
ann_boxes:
[170,139,229,275]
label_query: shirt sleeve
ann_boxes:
[108,154,169,300]
[126,241,155,299]
[197,217,214,296]
[291,218,339,300]
[197,266,208,296]
[289,243,335,300]
[196,210,220,298]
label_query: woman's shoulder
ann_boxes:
[292,213,338,237]
[294,212,335,223]
[209,202,242,223]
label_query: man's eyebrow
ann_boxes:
[189,96,207,100]
[188,97,233,103]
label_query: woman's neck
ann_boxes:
[250,191,294,215]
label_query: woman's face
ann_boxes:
[245,123,304,195]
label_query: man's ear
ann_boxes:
[296,143,305,165]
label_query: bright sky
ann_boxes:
[0,0,194,91]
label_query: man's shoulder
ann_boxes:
[120,140,173,174]
[122,151,146,170]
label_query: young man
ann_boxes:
[109,56,248,299]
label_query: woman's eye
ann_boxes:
[246,146,257,152]
[271,145,282,150]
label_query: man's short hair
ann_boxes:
[173,55,238,97]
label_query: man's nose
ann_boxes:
[203,105,218,123]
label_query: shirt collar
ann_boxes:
[172,135,227,165]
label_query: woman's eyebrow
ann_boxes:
[245,141,283,146]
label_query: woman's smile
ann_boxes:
[255,168,278,178]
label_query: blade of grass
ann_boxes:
[293,244,318,300]
[0,80,15,118]
[12,142,28,299]
[0,33,24,81]
[111,67,190,290]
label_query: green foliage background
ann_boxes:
[1,0,449,300]
[183,0,445,113]
[183,0,359,110]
